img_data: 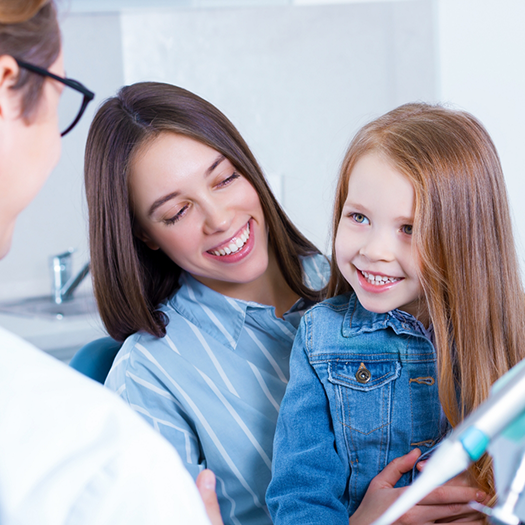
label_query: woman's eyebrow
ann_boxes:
[147,154,227,217]
[148,191,180,218]
[205,154,226,176]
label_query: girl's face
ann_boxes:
[129,132,271,296]
[335,152,427,322]
[0,51,64,258]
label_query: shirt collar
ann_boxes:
[342,293,431,340]
[166,272,308,351]
[165,272,249,350]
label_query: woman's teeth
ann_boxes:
[210,223,250,256]
[361,270,400,286]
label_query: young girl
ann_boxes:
[266,102,525,524]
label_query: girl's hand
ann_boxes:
[348,449,489,525]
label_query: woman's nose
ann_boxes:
[202,199,232,234]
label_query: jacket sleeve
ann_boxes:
[266,316,349,525]
[105,341,204,480]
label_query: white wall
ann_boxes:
[0,12,124,300]
[4,0,524,306]
[121,0,436,253]
[437,0,525,270]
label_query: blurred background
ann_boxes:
[0,0,523,358]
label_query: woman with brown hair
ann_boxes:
[0,2,219,523]
[267,102,523,524]
[84,81,329,525]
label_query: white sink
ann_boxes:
[0,293,107,363]
[0,293,97,320]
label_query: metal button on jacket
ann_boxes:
[356,363,372,384]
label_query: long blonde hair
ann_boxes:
[327,103,525,493]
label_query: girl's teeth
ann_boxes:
[210,223,250,256]
[362,271,399,285]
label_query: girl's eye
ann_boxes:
[164,204,189,225]
[402,224,413,235]
[351,213,369,225]
[217,171,240,188]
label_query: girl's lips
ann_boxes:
[205,219,255,264]
[356,268,403,293]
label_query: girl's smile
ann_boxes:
[335,152,427,322]
[357,269,403,290]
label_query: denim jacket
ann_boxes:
[266,293,444,525]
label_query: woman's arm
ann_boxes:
[106,343,205,479]
[266,321,349,525]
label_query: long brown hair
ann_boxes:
[328,102,525,494]
[0,0,61,118]
[85,82,322,342]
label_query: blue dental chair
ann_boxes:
[69,337,122,384]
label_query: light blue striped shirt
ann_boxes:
[105,254,329,525]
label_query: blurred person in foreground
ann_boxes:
[0,1,222,523]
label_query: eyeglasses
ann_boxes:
[15,59,95,136]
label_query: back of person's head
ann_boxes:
[328,102,525,495]
[85,82,321,341]
[0,0,60,119]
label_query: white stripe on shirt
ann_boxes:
[247,361,280,412]
[183,321,240,397]
[186,278,237,349]
[196,367,272,469]
[245,326,288,383]
[133,342,265,510]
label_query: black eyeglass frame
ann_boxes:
[15,58,95,136]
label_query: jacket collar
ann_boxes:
[342,293,431,340]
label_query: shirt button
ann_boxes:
[356,363,372,384]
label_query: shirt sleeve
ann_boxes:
[301,253,330,291]
[266,318,349,525]
[106,341,205,480]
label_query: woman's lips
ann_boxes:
[208,222,250,256]
[205,220,255,263]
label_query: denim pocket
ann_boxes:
[328,360,401,434]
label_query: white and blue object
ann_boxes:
[372,359,525,525]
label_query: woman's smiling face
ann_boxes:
[129,132,270,295]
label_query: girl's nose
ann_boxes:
[359,231,395,262]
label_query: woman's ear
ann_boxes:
[0,55,22,121]
[133,228,160,251]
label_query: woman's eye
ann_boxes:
[217,171,240,188]
[164,204,189,225]
[401,224,413,235]
[351,213,369,225]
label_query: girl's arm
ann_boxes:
[349,449,489,525]
[266,321,349,525]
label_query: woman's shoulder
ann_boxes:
[300,252,330,291]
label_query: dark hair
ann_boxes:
[85,82,322,341]
[328,102,525,495]
[0,0,61,119]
